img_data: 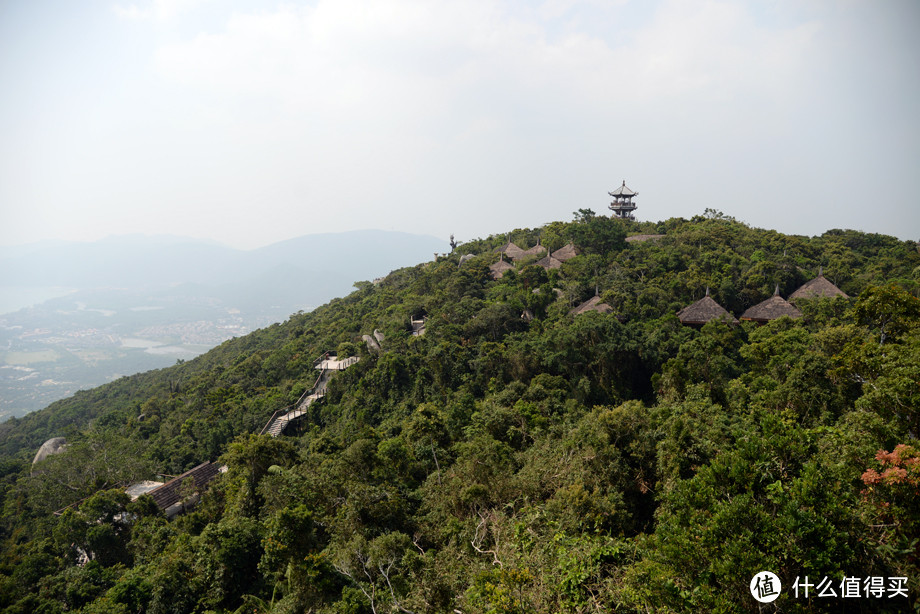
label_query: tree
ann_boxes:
[220,434,298,517]
[854,284,920,345]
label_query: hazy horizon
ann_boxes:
[2,0,918,249]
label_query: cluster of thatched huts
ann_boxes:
[489,240,579,279]
[486,240,617,316]
[677,273,849,326]
[481,236,848,324]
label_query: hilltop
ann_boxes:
[0,211,918,613]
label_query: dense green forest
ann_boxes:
[0,211,918,613]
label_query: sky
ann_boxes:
[1,0,918,250]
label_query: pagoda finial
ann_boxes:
[819,265,823,277]
[705,286,710,297]
[774,284,780,296]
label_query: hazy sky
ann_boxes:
[1,0,918,249]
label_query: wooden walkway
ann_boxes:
[260,353,359,437]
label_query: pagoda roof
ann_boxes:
[608,180,637,197]
[677,295,738,325]
[789,275,849,302]
[570,294,614,316]
[493,241,525,259]
[489,258,514,279]
[740,294,802,322]
[551,243,579,262]
[535,255,563,270]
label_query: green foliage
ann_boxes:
[1,216,919,613]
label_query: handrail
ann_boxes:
[259,406,289,436]
[261,350,358,436]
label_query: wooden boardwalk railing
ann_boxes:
[260,352,359,437]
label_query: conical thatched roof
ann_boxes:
[520,241,547,258]
[493,241,525,260]
[570,295,613,315]
[677,295,738,325]
[535,255,563,270]
[552,244,578,262]
[740,294,802,322]
[489,258,514,279]
[789,275,848,302]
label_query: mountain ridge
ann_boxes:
[0,213,918,613]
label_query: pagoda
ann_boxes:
[609,180,638,220]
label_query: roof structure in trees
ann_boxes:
[740,292,802,322]
[677,294,738,325]
[489,257,514,279]
[551,244,578,262]
[535,254,563,270]
[570,294,613,315]
[789,275,849,302]
[493,241,525,260]
[148,461,222,515]
[520,241,547,258]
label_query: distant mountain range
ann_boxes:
[0,230,448,291]
[0,230,449,418]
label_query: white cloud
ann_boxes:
[151,1,818,114]
[113,0,208,21]
[7,0,913,248]
[134,0,838,243]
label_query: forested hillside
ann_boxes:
[1,211,918,613]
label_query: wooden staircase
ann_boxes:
[260,352,359,437]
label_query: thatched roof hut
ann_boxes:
[740,288,802,323]
[789,274,848,302]
[493,241,525,260]
[677,292,738,326]
[489,257,514,279]
[552,244,578,262]
[520,240,547,259]
[535,255,563,270]
[570,294,613,316]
